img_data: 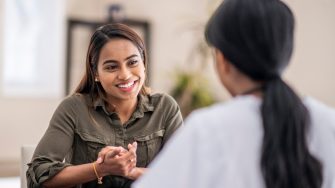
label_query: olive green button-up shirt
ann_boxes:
[27,93,183,188]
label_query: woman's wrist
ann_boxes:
[128,167,146,180]
[95,162,108,177]
[92,162,104,184]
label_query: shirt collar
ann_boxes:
[93,94,155,116]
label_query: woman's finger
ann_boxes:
[106,148,123,159]
[97,146,125,164]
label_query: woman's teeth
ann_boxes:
[117,81,135,88]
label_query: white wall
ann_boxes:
[0,0,334,176]
[284,0,335,105]
[0,0,66,176]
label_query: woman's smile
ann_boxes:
[115,80,138,92]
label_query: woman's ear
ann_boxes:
[214,48,237,96]
[215,48,230,75]
[95,74,99,82]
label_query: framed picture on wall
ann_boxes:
[65,19,150,95]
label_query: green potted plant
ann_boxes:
[171,70,215,117]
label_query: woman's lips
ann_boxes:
[116,80,137,92]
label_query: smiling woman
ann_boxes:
[26,23,183,188]
[96,38,146,116]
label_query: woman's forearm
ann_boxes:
[43,144,140,187]
[43,162,100,188]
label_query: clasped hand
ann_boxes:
[95,142,138,179]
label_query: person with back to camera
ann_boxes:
[132,0,335,188]
[26,23,183,188]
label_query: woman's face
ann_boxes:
[96,38,145,104]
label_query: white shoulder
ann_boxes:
[304,97,335,130]
[185,96,261,130]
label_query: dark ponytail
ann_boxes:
[205,0,323,187]
[261,78,322,188]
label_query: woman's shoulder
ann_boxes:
[149,92,175,101]
[303,98,335,178]
[57,93,89,109]
[304,97,335,129]
[187,95,261,123]
[147,92,178,108]
[183,95,262,140]
[304,97,335,114]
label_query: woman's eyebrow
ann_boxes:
[124,54,138,60]
[102,54,139,65]
[102,60,118,65]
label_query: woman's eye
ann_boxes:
[105,65,118,70]
[128,60,138,66]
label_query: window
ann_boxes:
[2,0,65,97]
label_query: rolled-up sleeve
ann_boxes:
[26,96,77,188]
[27,157,72,188]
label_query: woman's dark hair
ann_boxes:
[205,0,322,188]
[75,23,150,103]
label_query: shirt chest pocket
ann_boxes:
[133,129,165,167]
[76,132,107,162]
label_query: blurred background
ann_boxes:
[0,0,334,184]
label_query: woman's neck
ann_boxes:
[230,74,263,98]
[107,97,138,124]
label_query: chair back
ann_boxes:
[20,145,35,188]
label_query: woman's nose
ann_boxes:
[117,67,131,80]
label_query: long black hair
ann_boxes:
[205,0,323,187]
